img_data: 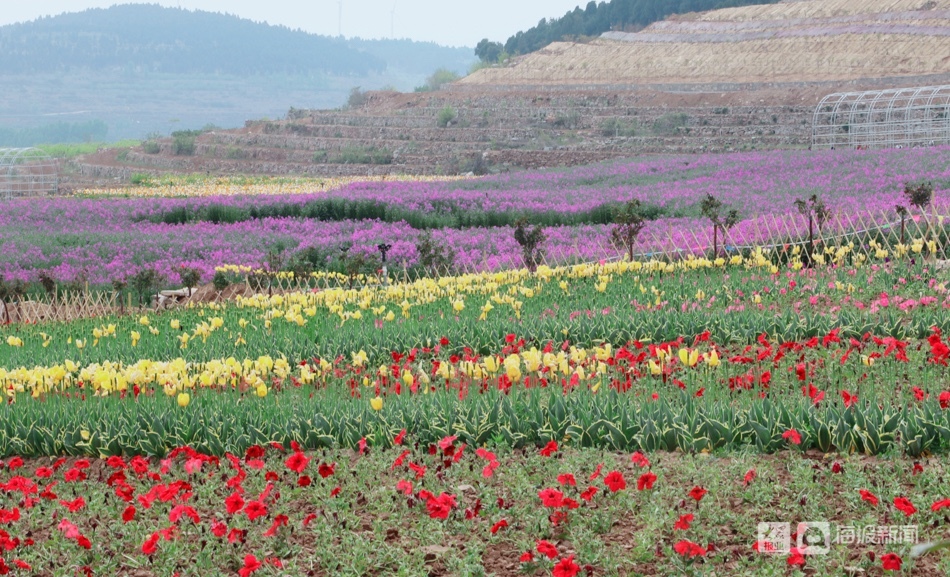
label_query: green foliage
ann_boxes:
[437,106,457,128]
[474,38,504,63]
[129,267,164,306]
[415,68,461,92]
[333,147,393,165]
[178,266,202,293]
[504,0,781,56]
[652,112,690,135]
[600,118,637,137]
[211,270,230,292]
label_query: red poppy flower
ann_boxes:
[122,505,136,523]
[60,497,85,512]
[244,500,268,521]
[630,452,650,467]
[34,467,53,478]
[688,486,707,502]
[538,488,565,508]
[227,528,246,544]
[782,429,802,445]
[859,489,879,506]
[552,555,580,577]
[408,462,426,479]
[539,441,558,457]
[490,519,508,534]
[881,552,902,571]
[637,472,657,491]
[141,533,160,555]
[285,452,309,474]
[318,462,336,478]
[604,471,627,492]
[893,496,916,517]
[674,513,694,530]
[832,462,843,474]
[245,445,265,460]
[673,540,706,558]
[225,492,245,515]
[557,473,576,486]
[536,540,558,559]
[580,486,598,501]
[238,554,263,577]
[169,505,200,524]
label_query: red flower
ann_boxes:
[285,452,309,474]
[787,547,806,567]
[122,505,136,523]
[263,514,289,537]
[227,528,246,544]
[408,462,426,479]
[490,519,508,534]
[688,486,707,502]
[940,391,950,409]
[552,555,581,577]
[211,521,227,537]
[238,554,263,577]
[893,496,916,517]
[297,475,312,487]
[536,540,558,559]
[244,500,268,521]
[330,486,341,497]
[358,437,368,455]
[538,488,565,508]
[881,552,902,571]
[931,498,950,512]
[396,480,413,495]
[782,429,802,445]
[674,513,694,530]
[169,505,200,524]
[832,462,843,474]
[743,469,756,484]
[425,493,457,520]
[318,462,336,478]
[673,540,706,558]
[539,441,558,457]
[245,445,265,460]
[557,473,576,486]
[141,532,160,555]
[34,467,53,478]
[859,489,879,506]
[519,551,533,563]
[580,486,598,501]
[637,472,657,491]
[60,497,85,512]
[394,429,407,445]
[604,471,627,492]
[391,450,410,470]
[630,452,650,467]
[225,492,245,515]
[589,463,603,480]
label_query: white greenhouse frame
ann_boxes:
[0,147,59,199]
[813,85,950,150]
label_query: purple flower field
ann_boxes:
[2,147,948,285]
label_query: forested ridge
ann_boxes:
[502,0,780,56]
[0,4,386,76]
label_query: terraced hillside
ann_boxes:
[463,0,950,86]
[73,0,950,181]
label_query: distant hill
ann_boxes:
[0,4,474,144]
[502,0,780,56]
[0,4,384,76]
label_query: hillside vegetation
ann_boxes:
[501,0,779,56]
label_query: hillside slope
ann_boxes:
[464,0,950,86]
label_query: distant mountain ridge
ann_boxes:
[0,4,471,77]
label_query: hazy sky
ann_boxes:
[0,1,590,47]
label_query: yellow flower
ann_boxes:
[5,336,23,348]
[170,319,181,330]
[861,355,874,367]
[139,315,150,326]
[370,396,383,411]
[130,331,141,347]
[75,339,85,350]
[177,392,191,407]
[402,370,414,387]
[705,350,721,368]
[255,384,268,398]
[452,299,465,313]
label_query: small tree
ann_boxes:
[475,39,504,63]
[700,194,739,258]
[895,205,909,245]
[793,194,831,266]
[610,200,646,262]
[416,231,455,277]
[904,181,935,254]
[0,276,26,324]
[130,267,164,308]
[212,271,230,294]
[437,106,457,128]
[514,219,545,272]
[178,266,202,297]
[112,278,128,313]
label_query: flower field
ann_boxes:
[2,148,950,575]
[2,146,948,285]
